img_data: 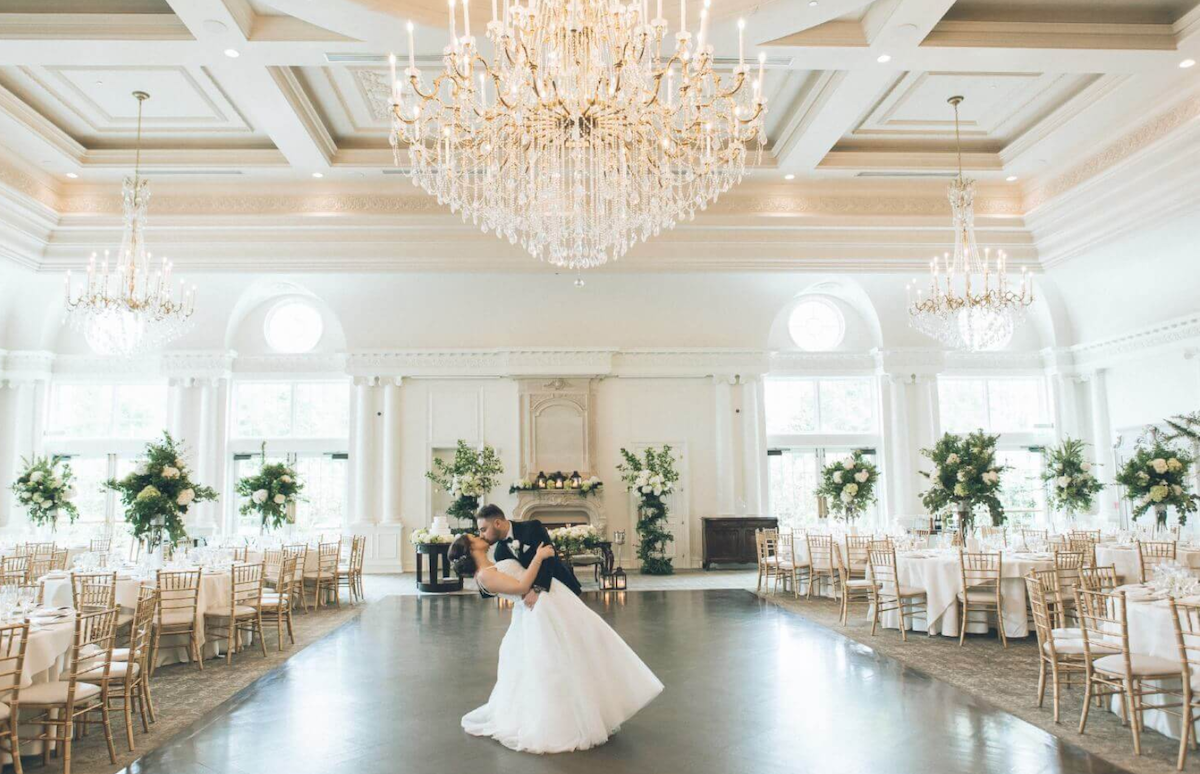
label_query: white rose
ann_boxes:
[854,470,869,483]
[134,462,149,476]
[31,493,43,503]
[1168,458,1184,472]
[28,471,43,483]
[641,485,652,494]
[843,460,856,470]
[280,475,293,484]
[1174,485,1184,497]
[1081,462,1092,473]
[589,476,601,485]
[652,486,663,496]
[844,483,859,496]
[946,453,960,465]
[252,488,269,504]
[64,487,77,500]
[176,488,195,507]
[162,466,180,479]
[833,471,843,484]
[1057,475,1072,489]
[273,493,286,504]
[50,476,62,489]
[840,489,855,504]
[957,470,968,482]
[1151,458,1169,474]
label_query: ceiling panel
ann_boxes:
[943,0,1199,24]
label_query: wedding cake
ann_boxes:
[429,516,453,539]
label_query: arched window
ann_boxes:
[264,300,324,353]
[787,297,845,351]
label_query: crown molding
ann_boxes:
[0,13,192,41]
[0,350,54,385]
[1068,313,1200,369]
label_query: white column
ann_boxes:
[5,379,47,532]
[1051,374,1085,441]
[0,383,19,529]
[713,375,737,517]
[1088,369,1120,525]
[738,375,767,517]
[351,377,379,526]
[379,378,403,525]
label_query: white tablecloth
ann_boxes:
[1094,545,1200,583]
[881,550,1054,638]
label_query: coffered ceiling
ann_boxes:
[0,0,1197,273]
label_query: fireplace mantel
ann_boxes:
[514,489,606,533]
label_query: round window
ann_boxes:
[787,297,845,351]
[264,300,324,354]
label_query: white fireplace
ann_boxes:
[514,490,606,532]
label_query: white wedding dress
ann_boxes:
[462,559,663,754]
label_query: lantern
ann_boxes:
[536,471,547,489]
[602,567,627,592]
[570,471,582,489]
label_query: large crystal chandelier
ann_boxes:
[64,91,196,357]
[388,0,768,270]
[906,96,1033,352]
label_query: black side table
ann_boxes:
[414,542,463,593]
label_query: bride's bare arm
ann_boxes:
[479,544,556,596]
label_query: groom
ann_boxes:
[476,504,583,606]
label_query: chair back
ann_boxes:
[0,621,29,704]
[27,555,55,582]
[129,586,158,668]
[68,609,118,696]
[979,526,1007,546]
[806,534,837,573]
[1075,587,1129,663]
[23,542,55,559]
[351,535,367,571]
[1066,538,1096,567]
[263,549,283,584]
[71,571,117,614]
[1025,573,1057,655]
[232,546,250,563]
[775,530,794,562]
[1079,565,1120,592]
[1021,529,1048,547]
[843,535,872,574]
[89,537,112,553]
[0,556,28,587]
[1053,550,1085,598]
[316,540,340,575]
[1170,599,1200,696]
[275,555,299,603]
[959,551,1003,593]
[867,547,900,595]
[155,569,202,626]
[1068,529,1101,544]
[1137,539,1178,583]
[231,563,264,610]
[50,548,68,571]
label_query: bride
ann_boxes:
[448,533,663,754]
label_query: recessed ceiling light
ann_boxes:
[876,54,892,63]
[65,172,78,179]
[223,48,240,58]
[1005,175,1018,182]
[808,1,817,6]
[784,174,795,180]
[1182,58,1197,69]
[311,172,324,178]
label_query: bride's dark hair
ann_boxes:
[448,534,477,578]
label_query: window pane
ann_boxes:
[293,383,350,438]
[67,456,110,524]
[48,385,113,437]
[768,449,819,529]
[938,379,989,434]
[112,385,168,438]
[997,450,1045,528]
[234,383,292,438]
[986,379,1047,433]
[765,380,817,435]
[293,455,347,530]
[817,379,875,433]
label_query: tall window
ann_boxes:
[229,380,350,534]
[765,377,881,525]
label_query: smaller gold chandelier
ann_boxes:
[906,95,1032,351]
[64,91,196,357]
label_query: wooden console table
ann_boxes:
[701,517,778,569]
[414,542,464,593]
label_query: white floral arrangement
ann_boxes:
[549,524,600,555]
[1116,440,1199,527]
[1041,438,1105,516]
[815,451,878,520]
[11,456,79,529]
[235,446,304,532]
[106,432,217,546]
[410,528,452,545]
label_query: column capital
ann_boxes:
[712,374,738,386]
[352,375,380,388]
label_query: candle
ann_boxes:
[463,0,470,40]
[389,53,397,94]
[680,0,685,33]
[407,21,416,70]
[449,0,458,48]
[656,0,662,22]
[738,18,745,67]
[757,51,765,92]
[492,0,498,22]
[698,4,709,51]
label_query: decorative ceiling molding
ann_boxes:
[1068,313,1200,368]
[0,349,54,385]
[0,13,193,42]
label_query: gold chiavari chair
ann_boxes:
[980,526,1007,546]
[1076,588,1181,755]
[49,549,68,572]
[1021,529,1049,548]
[23,609,119,773]
[71,572,118,615]
[231,546,249,563]
[259,554,298,651]
[80,587,157,751]
[150,569,203,675]
[1054,550,1087,626]
[957,551,1007,647]
[1137,540,1178,583]
[304,540,342,610]
[1067,537,1097,569]
[1047,535,1069,553]
[89,537,112,554]
[911,528,932,544]
[775,530,810,598]
[205,563,267,666]
[868,546,927,642]
[1068,529,1102,544]
[22,543,55,560]
[0,621,28,774]
[950,530,965,548]
[27,556,55,584]
[0,556,28,588]
[1169,599,1200,770]
[262,549,284,590]
[840,535,875,625]
[1029,567,1069,630]
[336,535,367,604]
[806,534,841,601]
[754,529,778,592]
[1080,565,1121,593]
[1026,572,1093,723]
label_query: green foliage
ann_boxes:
[11,456,79,529]
[105,432,217,545]
[617,446,680,575]
[1041,437,1105,515]
[426,440,503,525]
[1115,440,1199,527]
[919,430,1008,530]
[814,450,878,521]
[1163,412,1200,445]
[235,445,305,531]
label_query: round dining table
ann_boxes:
[1094,543,1200,583]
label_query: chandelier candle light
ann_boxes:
[906,96,1032,352]
[390,0,768,270]
[64,91,196,357]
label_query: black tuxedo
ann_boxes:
[484,519,583,598]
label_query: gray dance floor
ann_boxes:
[120,589,1127,774]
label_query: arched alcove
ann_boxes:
[224,279,347,355]
[767,276,884,352]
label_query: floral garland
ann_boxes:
[815,451,878,521]
[1115,440,1199,527]
[919,430,1007,530]
[617,445,679,575]
[509,473,603,497]
[1041,438,1104,517]
[10,456,79,530]
[548,524,600,555]
[106,432,218,546]
[426,440,504,526]
[235,445,304,532]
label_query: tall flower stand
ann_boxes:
[414,543,462,593]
